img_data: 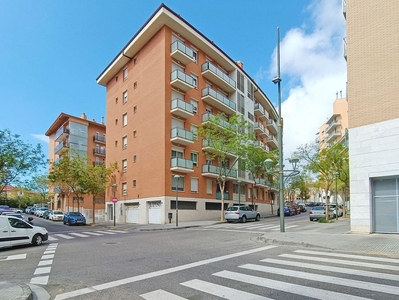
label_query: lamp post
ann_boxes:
[174,175,180,227]
[334,172,339,221]
[265,157,300,232]
[237,180,241,206]
[112,183,117,227]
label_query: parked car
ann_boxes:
[0,209,14,215]
[49,210,64,221]
[309,206,334,221]
[35,208,48,217]
[0,215,48,248]
[29,207,36,215]
[225,205,260,223]
[63,212,86,225]
[25,206,33,214]
[291,203,301,215]
[277,205,295,216]
[328,204,343,218]
[298,203,307,212]
[1,212,25,220]
[43,210,52,219]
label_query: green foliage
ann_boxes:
[0,128,47,193]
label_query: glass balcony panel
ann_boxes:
[216,192,230,200]
[55,127,70,142]
[201,164,237,178]
[170,127,194,145]
[170,157,194,173]
[201,113,231,128]
[201,87,236,114]
[201,61,236,92]
[170,99,195,118]
[170,40,195,65]
[170,70,195,92]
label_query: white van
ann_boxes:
[0,215,48,248]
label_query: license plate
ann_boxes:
[76,220,82,223]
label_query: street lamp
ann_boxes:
[264,157,300,232]
[112,183,117,227]
[237,180,241,206]
[174,175,180,227]
[334,172,339,221]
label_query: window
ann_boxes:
[191,178,199,193]
[237,93,245,115]
[123,136,127,149]
[247,79,254,101]
[123,67,128,80]
[247,112,254,122]
[191,73,198,88]
[123,113,127,126]
[171,175,184,191]
[172,149,183,158]
[191,125,198,141]
[206,106,212,114]
[133,180,136,187]
[192,50,197,62]
[115,76,118,82]
[237,72,244,92]
[122,182,127,196]
[134,81,137,89]
[206,179,212,194]
[134,106,137,113]
[206,155,212,165]
[123,90,128,104]
[133,130,137,138]
[191,152,198,166]
[191,99,198,114]
[115,140,118,147]
[133,155,137,162]
[122,159,127,172]
[115,118,118,126]
[115,97,118,104]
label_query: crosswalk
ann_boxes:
[47,230,127,241]
[204,222,300,231]
[140,248,399,299]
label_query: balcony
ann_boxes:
[254,140,268,152]
[254,178,267,187]
[55,127,69,142]
[254,122,267,138]
[267,135,278,149]
[254,103,268,122]
[93,135,106,143]
[93,148,106,156]
[216,192,230,200]
[325,119,341,133]
[170,99,194,119]
[93,161,104,167]
[202,164,237,180]
[170,157,194,173]
[170,40,196,65]
[343,37,347,61]
[266,119,278,135]
[326,130,341,143]
[54,142,69,154]
[170,70,196,92]
[170,127,195,146]
[201,87,236,115]
[201,61,236,93]
[342,0,346,18]
[202,139,237,158]
[202,113,231,129]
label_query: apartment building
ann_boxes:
[96,4,278,224]
[317,95,348,150]
[45,112,107,222]
[344,0,399,233]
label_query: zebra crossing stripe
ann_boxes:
[272,225,299,231]
[3,254,27,261]
[108,230,127,233]
[69,233,90,237]
[214,270,372,300]
[141,289,187,300]
[47,236,59,241]
[240,264,399,296]
[295,249,399,264]
[261,258,399,281]
[94,230,117,234]
[280,254,399,271]
[181,279,272,300]
[81,232,103,236]
[30,276,49,285]
[54,234,75,239]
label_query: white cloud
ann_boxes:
[31,134,49,144]
[269,0,347,157]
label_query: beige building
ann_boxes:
[96,4,278,224]
[318,95,348,150]
[345,0,399,233]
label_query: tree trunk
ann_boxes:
[219,181,225,222]
[92,195,96,225]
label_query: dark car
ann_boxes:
[63,212,86,226]
[43,210,52,220]
[277,205,295,216]
[298,203,307,212]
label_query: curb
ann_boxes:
[0,281,32,300]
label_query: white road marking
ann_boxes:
[30,276,49,285]
[43,250,56,254]
[54,245,277,300]
[54,234,75,239]
[1,254,27,261]
[214,270,372,300]
[240,264,399,296]
[34,267,51,275]
[108,230,127,233]
[280,254,399,271]
[82,232,103,236]
[181,279,273,299]
[38,260,53,266]
[47,236,59,241]
[141,289,187,300]
[69,232,90,237]
[295,249,399,264]
[94,230,117,234]
[261,258,399,281]
[272,225,299,230]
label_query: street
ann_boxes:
[1,214,399,299]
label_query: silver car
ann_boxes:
[225,205,261,223]
[309,206,334,221]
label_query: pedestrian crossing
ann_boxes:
[47,230,127,241]
[140,249,399,300]
[204,222,300,231]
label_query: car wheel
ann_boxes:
[310,218,314,221]
[241,215,247,223]
[32,234,43,246]
[255,214,260,221]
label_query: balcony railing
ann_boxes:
[93,135,106,143]
[170,127,194,145]
[202,164,237,179]
[170,157,194,173]
[170,70,196,92]
[202,113,231,129]
[54,142,69,154]
[255,178,267,186]
[201,87,236,115]
[326,130,341,143]
[267,135,278,148]
[171,99,195,118]
[170,40,196,65]
[216,192,230,200]
[342,0,346,17]
[93,148,106,156]
[326,119,341,133]
[201,61,236,92]
[93,161,104,167]
[266,119,278,135]
[343,37,347,60]
[55,127,70,142]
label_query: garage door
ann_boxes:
[372,177,399,233]
[148,201,162,224]
[125,204,139,224]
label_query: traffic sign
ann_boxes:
[112,197,118,203]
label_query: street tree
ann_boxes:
[28,175,51,206]
[0,128,47,193]
[198,113,250,221]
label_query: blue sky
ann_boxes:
[0,0,346,159]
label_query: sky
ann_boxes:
[0,0,346,160]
